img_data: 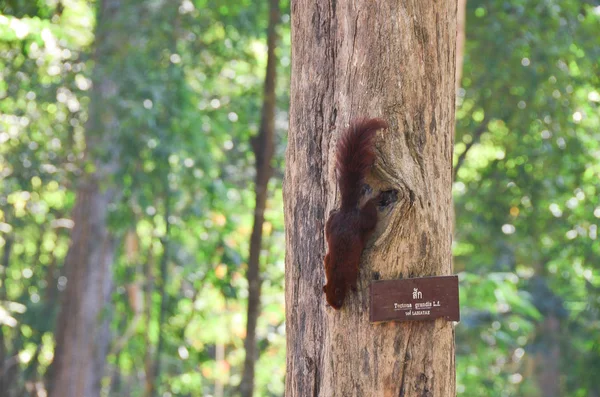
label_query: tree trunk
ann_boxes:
[47,1,125,396]
[0,232,14,394]
[146,184,172,397]
[143,252,156,396]
[529,276,565,397]
[534,315,561,397]
[239,0,280,396]
[455,0,467,92]
[48,180,116,397]
[284,1,457,396]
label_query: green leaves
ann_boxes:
[455,0,600,394]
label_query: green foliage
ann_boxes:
[455,0,600,395]
[0,0,289,395]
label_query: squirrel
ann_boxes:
[323,117,388,310]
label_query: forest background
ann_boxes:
[0,0,599,396]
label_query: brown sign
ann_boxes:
[370,275,460,323]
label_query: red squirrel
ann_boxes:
[323,117,388,309]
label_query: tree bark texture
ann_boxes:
[284,1,457,396]
[48,0,125,396]
[240,0,280,395]
[455,0,467,92]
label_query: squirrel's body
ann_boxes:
[323,118,388,309]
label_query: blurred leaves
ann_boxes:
[455,0,600,395]
[0,0,288,395]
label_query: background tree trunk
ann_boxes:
[48,182,116,397]
[530,275,566,397]
[0,231,13,394]
[48,0,126,396]
[284,1,457,396]
[240,0,280,395]
[534,314,561,397]
[145,184,171,397]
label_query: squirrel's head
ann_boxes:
[323,283,345,310]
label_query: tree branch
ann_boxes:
[453,117,491,180]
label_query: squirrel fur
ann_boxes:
[323,117,388,309]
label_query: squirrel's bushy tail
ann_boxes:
[336,117,388,209]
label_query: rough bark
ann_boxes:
[455,0,467,92]
[239,0,279,396]
[284,1,457,396]
[47,1,124,396]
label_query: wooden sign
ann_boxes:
[370,275,460,323]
